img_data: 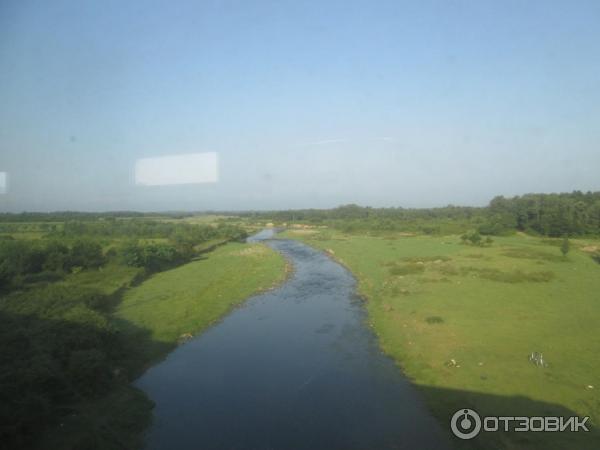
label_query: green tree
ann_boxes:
[70,239,105,269]
[561,236,570,258]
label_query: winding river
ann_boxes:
[136,230,450,449]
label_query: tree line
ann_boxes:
[483,191,600,236]
[243,191,600,237]
[0,222,247,293]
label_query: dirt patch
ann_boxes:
[582,245,599,253]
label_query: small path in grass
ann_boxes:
[136,229,450,450]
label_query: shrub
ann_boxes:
[561,237,570,257]
[425,316,444,324]
[70,239,105,269]
[461,231,483,246]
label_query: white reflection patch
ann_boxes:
[0,172,7,194]
[135,153,218,186]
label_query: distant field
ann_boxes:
[282,229,600,449]
[115,241,287,363]
[0,231,47,239]
[150,214,232,224]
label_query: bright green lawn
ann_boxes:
[283,229,600,450]
[115,242,286,348]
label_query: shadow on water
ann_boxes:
[134,234,599,450]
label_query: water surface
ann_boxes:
[136,231,449,449]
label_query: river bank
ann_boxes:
[135,233,449,450]
[34,239,286,450]
[281,228,600,450]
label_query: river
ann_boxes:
[135,229,450,449]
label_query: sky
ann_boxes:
[0,0,599,212]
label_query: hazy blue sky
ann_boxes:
[1,0,599,212]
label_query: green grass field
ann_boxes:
[282,229,600,449]
[115,241,287,363]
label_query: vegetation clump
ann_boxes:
[459,267,555,283]
[502,247,564,262]
[425,316,444,324]
[561,237,570,258]
[389,262,425,276]
[460,231,493,247]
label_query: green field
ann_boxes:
[115,241,287,364]
[282,229,600,449]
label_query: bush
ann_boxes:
[121,242,183,272]
[0,239,107,292]
[69,239,105,269]
[42,240,71,272]
[461,231,482,246]
[425,316,444,324]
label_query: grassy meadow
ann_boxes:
[282,228,600,449]
[115,242,287,364]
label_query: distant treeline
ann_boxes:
[484,191,600,236]
[2,190,600,237]
[0,211,193,222]
[55,218,244,240]
[243,191,600,237]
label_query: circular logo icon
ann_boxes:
[451,408,482,440]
